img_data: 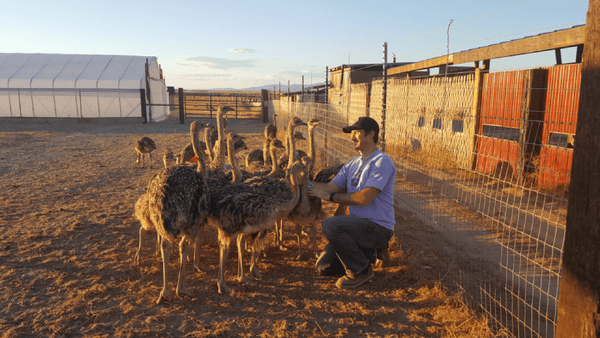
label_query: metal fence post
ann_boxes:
[178,88,184,124]
[325,66,329,103]
[382,42,388,153]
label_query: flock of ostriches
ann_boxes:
[133,105,344,304]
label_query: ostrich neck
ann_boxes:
[263,138,271,166]
[276,173,302,218]
[210,111,226,170]
[287,126,297,170]
[227,137,241,183]
[294,178,311,216]
[266,144,280,178]
[204,128,215,163]
[308,126,316,177]
[191,128,207,175]
[308,127,315,160]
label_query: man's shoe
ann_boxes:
[375,245,391,268]
[335,265,374,289]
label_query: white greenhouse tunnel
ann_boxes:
[0,53,168,121]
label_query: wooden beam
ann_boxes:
[389,55,453,75]
[388,25,586,76]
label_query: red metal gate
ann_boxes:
[537,64,580,189]
[475,70,527,179]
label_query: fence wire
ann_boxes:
[270,63,576,338]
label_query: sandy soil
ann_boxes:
[0,117,496,337]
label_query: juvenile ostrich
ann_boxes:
[133,191,159,264]
[188,106,235,272]
[314,163,347,217]
[187,130,248,272]
[135,136,157,168]
[278,130,307,170]
[145,120,210,304]
[179,124,216,164]
[162,149,178,168]
[245,115,281,167]
[266,113,278,139]
[264,113,278,164]
[285,118,325,258]
[209,106,236,171]
[245,137,270,168]
[304,118,320,178]
[272,117,307,248]
[209,159,306,293]
[245,138,286,177]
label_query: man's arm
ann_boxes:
[308,181,343,197]
[309,183,381,207]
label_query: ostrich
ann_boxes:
[304,118,320,178]
[209,106,236,171]
[208,159,306,293]
[145,120,210,304]
[133,191,159,264]
[162,149,178,168]
[135,136,157,168]
[285,118,326,259]
[187,130,249,272]
[179,124,216,164]
[245,137,270,168]
[278,130,307,170]
[314,163,347,217]
[272,117,307,248]
[266,113,278,139]
[188,106,235,272]
[264,113,278,164]
[245,115,283,168]
[245,138,286,177]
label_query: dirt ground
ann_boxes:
[0,116,499,337]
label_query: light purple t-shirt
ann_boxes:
[331,149,396,230]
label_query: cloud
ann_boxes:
[229,48,258,54]
[184,56,256,70]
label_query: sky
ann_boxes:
[1,0,589,90]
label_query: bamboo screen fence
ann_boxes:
[270,65,577,337]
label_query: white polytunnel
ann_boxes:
[0,53,168,121]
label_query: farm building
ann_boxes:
[0,53,168,121]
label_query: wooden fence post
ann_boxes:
[178,88,184,124]
[556,1,600,336]
[261,89,268,123]
[145,59,152,122]
[140,88,147,123]
[469,67,482,170]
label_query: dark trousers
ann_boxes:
[318,215,393,275]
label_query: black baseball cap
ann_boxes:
[342,117,380,134]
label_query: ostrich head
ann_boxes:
[270,138,285,150]
[293,130,306,140]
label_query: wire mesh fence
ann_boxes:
[270,63,577,337]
